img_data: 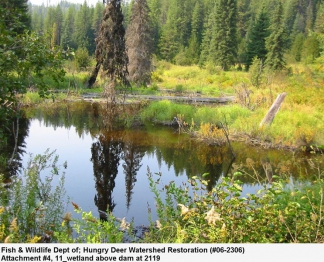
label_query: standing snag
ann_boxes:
[126,0,153,86]
[87,0,130,98]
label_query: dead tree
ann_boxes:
[87,0,130,93]
[260,92,287,127]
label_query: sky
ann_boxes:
[28,0,102,7]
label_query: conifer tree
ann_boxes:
[61,6,76,50]
[265,1,287,71]
[291,33,305,62]
[158,0,180,61]
[314,3,324,34]
[126,0,153,86]
[147,0,161,54]
[200,0,238,70]
[92,2,105,37]
[73,1,95,54]
[87,0,129,92]
[245,8,270,70]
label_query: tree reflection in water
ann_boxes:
[122,133,145,209]
[91,102,145,219]
[0,114,30,178]
[91,132,124,220]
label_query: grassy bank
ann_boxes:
[20,59,324,150]
[140,61,324,150]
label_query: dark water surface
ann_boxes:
[4,101,323,226]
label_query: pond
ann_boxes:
[2,101,323,226]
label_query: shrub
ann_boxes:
[74,47,91,71]
[0,150,67,243]
[144,160,324,243]
[54,205,132,243]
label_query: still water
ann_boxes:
[8,101,322,226]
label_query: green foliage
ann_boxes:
[200,0,238,70]
[144,160,324,243]
[0,13,67,138]
[245,8,269,70]
[249,56,264,87]
[28,0,324,67]
[0,150,67,243]
[265,1,287,71]
[73,1,95,54]
[74,47,91,71]
[1,0,31,34]
[55,205,131,243]
[302,34,321,63]
[291,33,305,62]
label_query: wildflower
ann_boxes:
[205,206,222,225]
[156,220,162,229]
[178,204,189,215]
[120,217,129,230]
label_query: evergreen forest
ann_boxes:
[29,0,324,69]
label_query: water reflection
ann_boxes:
[0,114,30,177]
[91,132,124,219]
[2,101,322,225]
[121,133,145,209]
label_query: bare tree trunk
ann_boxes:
[87,62,101,88]
[260,92,286,127]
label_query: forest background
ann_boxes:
[29,0,324,69]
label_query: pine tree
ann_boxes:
[291,33,305,62]
[245,8,270,70]
[87,0,129,92]
[191,1,204,44]
[92,2,104,37]
[126,0,153,86]
[147,0,161,54]
[61,6,76,50]
[314,3,324,34]
[265,1,287,71]
[53,5,63,46]
[199,6,215,66]
[51,23,58,48]
[158,0,180,61]
[201,0,238,70]
[44,6,56,45]
[73,1,95,54]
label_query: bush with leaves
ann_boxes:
[0,10,67,143]
[144,160,324,243]
[54,203,134,243]
[74,47,91,71]
[0,150,67,243]
[249,56,264,88]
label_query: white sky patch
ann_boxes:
[28,0,102,7]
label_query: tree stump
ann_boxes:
[260,92,287,127]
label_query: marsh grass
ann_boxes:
[143,60,324,149]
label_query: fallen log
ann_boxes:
[260,92,287,127]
